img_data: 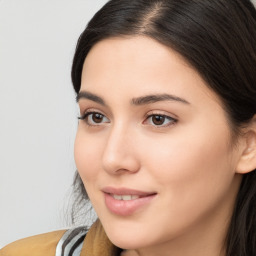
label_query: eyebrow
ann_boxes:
[131,94,190,105]
[76,91,106,105]
[76,91,190,106]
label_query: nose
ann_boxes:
[102,125,140,175]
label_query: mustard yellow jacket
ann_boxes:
[0,220,121,256]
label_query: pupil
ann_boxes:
[92,113,103,123]
[153,115,164,125]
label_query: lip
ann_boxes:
[102,187,157,216]
[102,187,156,196]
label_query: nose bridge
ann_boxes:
[102,122,139,174]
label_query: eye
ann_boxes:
[78,111,110,126]
[144,114,177,127]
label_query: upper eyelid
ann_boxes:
[145,114,177,122]
[80,108,106,116]
[146,114,177,120]
[145,110,178,120]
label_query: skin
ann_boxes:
[74,36,247,256]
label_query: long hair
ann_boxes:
[71,1,256,255]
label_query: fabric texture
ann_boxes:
[0,220,121,256]
[81,219,121,256]
[55,226,87,256]
[0,230,66,256]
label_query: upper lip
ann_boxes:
[102,187,156,196]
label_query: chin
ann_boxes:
[109,235,144,250]
[104,226,154,250]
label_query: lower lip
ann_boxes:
[104,193,156,216]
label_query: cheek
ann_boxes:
[74,129,103,183]
[142,123,235,207]
[152,136,231,180]
[135,125,237,237]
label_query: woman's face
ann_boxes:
[75,36,242,253]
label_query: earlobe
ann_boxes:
[236,116,256,174]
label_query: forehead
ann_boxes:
[83,36,187,78]
[81,36,222,107]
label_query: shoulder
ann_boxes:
[0,227,88,256]
[0,230,67,256]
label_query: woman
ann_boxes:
[1,0,256,255]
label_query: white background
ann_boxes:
[0,0,107,247]
[1,0,256,249]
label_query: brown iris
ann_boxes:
[91,113,104,123]
[152,115,165,125]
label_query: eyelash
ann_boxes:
[143,114,177,128]
[78,111,177,128]
[78,111,109,126]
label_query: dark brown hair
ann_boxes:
[71,1,256,255]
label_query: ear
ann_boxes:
[236,115,256,174]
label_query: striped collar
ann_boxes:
[56,226,87,256]
[56,220,121,256]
